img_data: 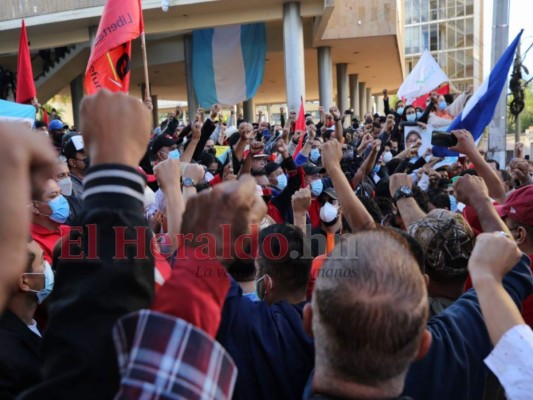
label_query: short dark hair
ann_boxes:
[257,224,312,296]
[251,169,267,177]
[227,257,256,282]
[357,195,382,224]
[313,231,428,386]
[486,159,500,170]
[460,169,478,177]
[411,186,429,213]
[427,189,451,210]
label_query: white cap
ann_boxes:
[320,202,339,223]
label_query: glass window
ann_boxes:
[405,26,413,54]
[447,19,456,49]
[457,0,465,16]
[447,51,457,78]
[456,18,465,48]
[406,0,413,24]
[412,0,421,24]
[456,50,465,78]
[465,50,474,78]
[430,0,438,20]
[439,22,447,49]
[420,0,429,22]
[422,25,430,50]
[448,0,457,18]
[465,0,474,15]
[412,25,421,53]
[465,17,474,47]
[430,24,439,51]
[440,0,447,19]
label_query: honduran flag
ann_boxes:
[433,30,523,157]
[192,23,266,107]
[0,99,36,127]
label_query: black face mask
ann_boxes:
[207,148,216,156]
[351,123,359,129]
[83,157,90,173]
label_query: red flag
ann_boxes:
[16,20,36,104]
[292,98,306,159]
[42,108,49,126]
[84,0,144,95]
[411,84,450,109]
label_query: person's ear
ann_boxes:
[303,303,314,337]
[423,274,430,288]
[515,227,527,246]
[31,201,40,216]
[415,330,432,361]
[264,274,273,296]
[19,274,31,292]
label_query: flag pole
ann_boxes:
[140,31,150,101]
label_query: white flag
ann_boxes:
[398,50,449,104]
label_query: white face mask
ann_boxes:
[57,177,73,196]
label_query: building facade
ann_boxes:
[404,0,483,91]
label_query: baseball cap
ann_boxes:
[495,185,533,227]
[408,209,474,277]
[253,152,270,159]
[323,187,338,200]
[49,119,64,131]
[302,162,325,176]
[62,134,84,159]
[225,126,239,140]
[150,134,176,156]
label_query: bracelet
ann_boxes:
[334,117,341,122]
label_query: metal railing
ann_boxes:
[1,0,105,22]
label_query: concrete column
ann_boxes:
[336,63,348,113]
[70,74,84,130]
[349,74,359,118]
[237,103,243,121]
[283,2,306,112]
[358,82,366,118]
[317,46,333,110]
[366,88,372,114]
[243,99,255,122]
[184,34,199,123]
[266,104,272,123]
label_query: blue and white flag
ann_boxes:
[433,30,523,157]
[193,23,266,107]
[0,99,36,127]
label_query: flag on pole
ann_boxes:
[0,99,36,127]
[398,50,449,104]
[192,23,266,107]
[433,30,523,157]
[84,0,144,95]
[16,20,36,104]
[292,98,306,159]
[411,84,450,109]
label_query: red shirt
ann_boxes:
[464,254,533,328]
[31,223,64,264]
[308,198,322,229]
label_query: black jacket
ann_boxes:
[0,310,41,399]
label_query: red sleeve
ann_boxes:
[152,248,230,338]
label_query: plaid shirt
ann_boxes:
[113,310,237,400]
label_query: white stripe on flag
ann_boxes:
[212,25,246,106]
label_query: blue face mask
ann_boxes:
[48,195,70,224]
[310,148,320,163]
[276,174,288,190]
[168,149,181,160]
[262,129,271,139]
[406,113,416,122]
[310,179,323,197]
[438,101,447,110]
[372,165,380,174]
[416,111,423,119]
[449,194,457,212]
[396,107,405,115]
[26,260,54,304]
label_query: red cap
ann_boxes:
[497,185,533,226]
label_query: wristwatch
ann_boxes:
[393,186,413,202]
[182,177,195,187]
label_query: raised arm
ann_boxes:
[292,187,312,233]
[321,140,376,230]
[449,129,506,204]
[181,121,202,163]
[153,159,185,254]
[389,173,426,227]
[329,106,344,143]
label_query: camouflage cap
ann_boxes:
[407,209,475,277]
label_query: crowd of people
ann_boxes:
[0,86,532,400]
